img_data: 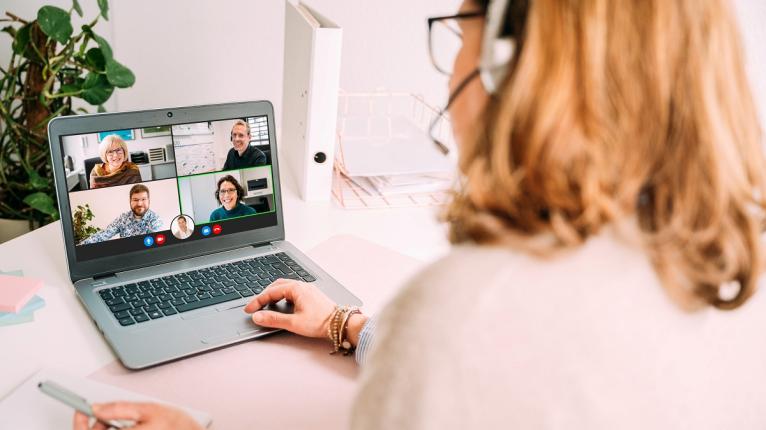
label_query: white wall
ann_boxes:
[62,130,173,171]
[2,0,764,129]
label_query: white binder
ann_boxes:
[282,1,342,201]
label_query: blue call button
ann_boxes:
[201,226,212,236]
[143,236,155,247]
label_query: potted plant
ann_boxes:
[0,0,134,242]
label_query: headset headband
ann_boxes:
[479,0,515,94]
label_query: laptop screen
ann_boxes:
[59,116,279,262]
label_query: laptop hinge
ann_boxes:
[93,272,117,280]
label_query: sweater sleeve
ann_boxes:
[354,315,377,366]
[350,274,468,430]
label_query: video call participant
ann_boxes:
[89,134,142,189]
[80,184,162,244]
[209,175,256,221]
[221,119,267,170]
[172,215,194,240]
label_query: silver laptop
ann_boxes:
[48,101,361,369]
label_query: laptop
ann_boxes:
[48,101,362,369]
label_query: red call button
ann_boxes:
[212,224,222,235]
[155,234,166,245]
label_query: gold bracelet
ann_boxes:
[327,305,361,355]
[338,307,361,356]
[328,305,344,353]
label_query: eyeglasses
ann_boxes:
[106,148,124,156]
[427,12,483,76]
[219,188,237,195]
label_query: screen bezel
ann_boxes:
[48,101,285,282]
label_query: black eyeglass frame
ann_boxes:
[427,11,484,76]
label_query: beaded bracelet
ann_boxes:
[327,305,360,355]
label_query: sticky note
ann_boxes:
[0,295,46,322]
[0,275,43,313]
[0,311,34,327]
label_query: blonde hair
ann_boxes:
[98,134,129,163]
[231,119,251,136]
[447,0,766,310]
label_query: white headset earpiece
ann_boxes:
[479,0,515,95]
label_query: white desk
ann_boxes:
[0,170,449,427]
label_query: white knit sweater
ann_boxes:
[351,225,766,429]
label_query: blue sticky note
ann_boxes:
[0,269,44,327]
[0,270,24,277]
[0,311,34,326]
[0,295,45,324]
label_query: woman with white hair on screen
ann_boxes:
[89,134,142,189]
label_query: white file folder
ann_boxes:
[282,1,343,201]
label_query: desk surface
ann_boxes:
[0,171,449,428]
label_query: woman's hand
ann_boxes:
[244,279,338,339]
[73,402,202,430]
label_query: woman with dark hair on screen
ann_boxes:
[76,0,766,428]
[208,175,256,221]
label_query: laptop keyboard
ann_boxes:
[97,252,316,326]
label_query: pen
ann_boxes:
[38,380,130,429]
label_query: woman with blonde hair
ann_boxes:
[89,134,142,188]
[75,0,766,428]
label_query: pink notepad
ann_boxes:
[0,275,43,313]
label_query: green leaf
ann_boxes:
[28,171,48,190]
[92,33,113,60]
[85,47,106,71]
[24,192,58,216]
[37,6,73,45]
[97,0,110,20]
[72,0,83,17]
[59,83,81,94]
[80,73,114,105]
[12,24,30,55]
[2,25,17,39]
[97,105,106,113]
[105,59,135,88]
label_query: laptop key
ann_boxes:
[258,279,271,287]
[148,310,164,319]
[162,308,178,316]
[115,310,131,319]
[110,303,131,313]
[129,308,144,316]
[302,275,316,282]
[105,297,125,306]
[272,263,293,273]
[175,292,241,313]
[134,313,150,323]
[240,290,255,297]
[130,300,146,309]
[118,317,135,326]
[171,298,185,306]
[158,301,172,309]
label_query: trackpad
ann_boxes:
[199,308,269,344]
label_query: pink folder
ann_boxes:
[0,275,43,313]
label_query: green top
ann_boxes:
[209,202,256,221]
